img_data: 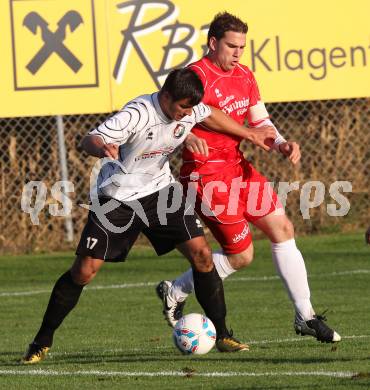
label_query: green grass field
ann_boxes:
[1,232,369,389]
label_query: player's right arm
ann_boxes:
[80,135,119,159]
[184,132,209,156]
[80,100,148,159]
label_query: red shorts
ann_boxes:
[181,160,282,254]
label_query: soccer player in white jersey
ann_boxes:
[22,68,277,363]
[156,12,341,345]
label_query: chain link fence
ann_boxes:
[0,98,369,254]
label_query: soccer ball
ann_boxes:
[173,313,216,355]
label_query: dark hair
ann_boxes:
[161,68,204,105]
[207,12,248,46]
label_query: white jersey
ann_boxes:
[89,92,211,201]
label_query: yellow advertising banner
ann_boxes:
[1,0,369,117]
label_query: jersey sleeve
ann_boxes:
[192,103,211,123]
[246,71,270,126]
[88,101,149,145]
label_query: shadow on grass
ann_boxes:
[2,346,369,369]
[0,351,364,366]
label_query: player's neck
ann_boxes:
[157,91,172,121]
[205,54,230,73]
[206,53,220,68]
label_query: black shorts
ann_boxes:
[76,183,204,262]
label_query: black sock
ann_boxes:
[34,270,84,347]
[192,266,228,338]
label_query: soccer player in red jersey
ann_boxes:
[157,12,341,345]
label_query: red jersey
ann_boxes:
[181,56,267,177]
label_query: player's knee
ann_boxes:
[240,250,254,268]
[228,245,254,269]
[70,257,99,285]
[280,217,295,239]
[71,267,95,285]
[192,245,214,273]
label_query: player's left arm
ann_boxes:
[201,106,277,151]
[245,70,301,164]
[278,140,301,165]
[247,71,301,165]
[366,226,370,245]
[253,118,301,165]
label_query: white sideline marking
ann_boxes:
[1,269,369,298]
[0,369,356,378]
[232,269,370,283]
[248,334,370,344]
[0,283,155,297]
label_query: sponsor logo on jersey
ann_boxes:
[232,224,250,243]
[135,147,174,161]
[222,97,250,115]
[173,123,185,138]
[215,88,222,98]
[219,95,235,108]
[195,218,202,229]
[146,131,153,140]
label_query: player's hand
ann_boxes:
[365,227,370,244]
[247,126,277,151]
[185,133,209,156]
[279,141,301,164]
[102,143,119,159]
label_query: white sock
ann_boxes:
[213,250,237,280]
[271,238,314,321]
[169,268,193,303]
[169,250,236,302]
